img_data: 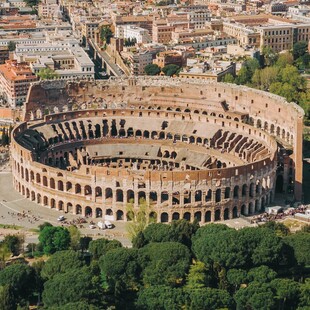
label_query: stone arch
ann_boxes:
[58,180,64,191]
[43,196,48,206]
[58,200,64,211]
[75,183,81,194]
[249,202,255,214]
[241,204,247,215]
[149,211,157,223]
[205,189,212,202]
[233,185,239,198]
[127,190,134,203]
[149,191,157,204]
[106,208,113,216]
[161,212,169,223]
[224,187,230,199]
[50,178,55,189]
[37,193,41,204]
[127,211,134,221]
[117,210,124,221]
[194,211,201,222]
[138,191,146,202]
[105,188,113,200]
[195,190,202,202]
[66,181,72,192]
[96,208,102,218]
[232,206,238,218]
[43,176,48,186]
[51,198,56,208]
[31,191,35,201]
[214,209,221,221]
[161,191,168,203]
[249,183,255,198]
[76,204,82,214]
[224,208,229,220]
[85,206,92,217]
[116,189,123,202]
[205,210,211,222]
[215,189,221,203]
[172,212,180,221]
[67,203,73,213]
[242,184,247,197]
[183,212,191,221]
[85,185,92,196]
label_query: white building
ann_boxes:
[14,31,94,80]
[116,25,151,44]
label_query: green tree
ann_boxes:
[138,242,191,286]
[293,41,308,60]
[37,68,59,80]
[7,41,16,52]
[38,221,53,231]
[0,264,35,302]
[68,225,81,251]
[136,285,185,310]
[187,287,234,310]
[247,265,277,283]
[144,64,161,76]
[0,285,16,310]
[0,243,10,270]
[3,235,23,256]
[271,278,300,310]
[263,221,290,237]
[162,64,180,76]
[276,52,294,68]
[79,236,92,253]
[251,66,279,90]
[41,250,85,280]
[185,260,211,289]
[234,282,275,310]
[284,232,310,266]
[38,226,71,255]
[49,301,99,310]
[88,238,122,260]
[226,268,247,292]
[99,247,140,303]
[299,278,310,308]
[222,73,235,83]
[100,26,113,45]
[42,266,102,308]
[262,46,278,66]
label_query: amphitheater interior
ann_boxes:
[10,78,304,223]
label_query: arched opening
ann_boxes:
[195,190,202,202]
[224,208,229,220]
[143,130,150,139]
[67,203,73,213]
[149,191,157,204]
[116,210,124,221]
[43,196,48,206]
[205,189,212,202]
[161,212,169,223]
[224,187,230,199]
[214,209,221,221]
[149,211,157,223]
[172,212,180,221]
[50,178,55,189]
[95,187,102,197]
[242,184,247,197]
[58,201,64,211]
[116,189,123,202]
[233,186,239,198]
[85,185,92,196]
[37,194,41,204]
[75,184,81,194]
[35,173,40,183]
[106,209,113,216]
[51,198,56,209]
[194,211,201,222]
[136,130,142,137]
[58,180,64,191]
[31,191,35,201]
[249,202,254,214]
[205,211,211,222]
[249,183,254,198]
[183,212,191,221]
[127,190,134,203]
[105,188,113,200]
[43,176,48,186]
[232,206,238,218]
[184,191,191,204]
[241,204,247,215]
[76,205,82,215]
[161,191,169,203]
[85,206,92,217]
[215,189,221,203]
[138,191,146,202]
[96,208,102,218]
[25,169,29,182]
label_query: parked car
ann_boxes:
[57,215,65,221]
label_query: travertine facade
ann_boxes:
[11,77,304,223]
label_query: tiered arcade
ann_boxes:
[10,78,304,223]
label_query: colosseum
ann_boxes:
[10,77,304,223]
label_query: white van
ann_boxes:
[104,220,113,229]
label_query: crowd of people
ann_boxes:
[7,210,42,225]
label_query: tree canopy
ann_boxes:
[144,64,161,76]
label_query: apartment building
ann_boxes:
[0,60,38,107]
[116,25,152,43]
